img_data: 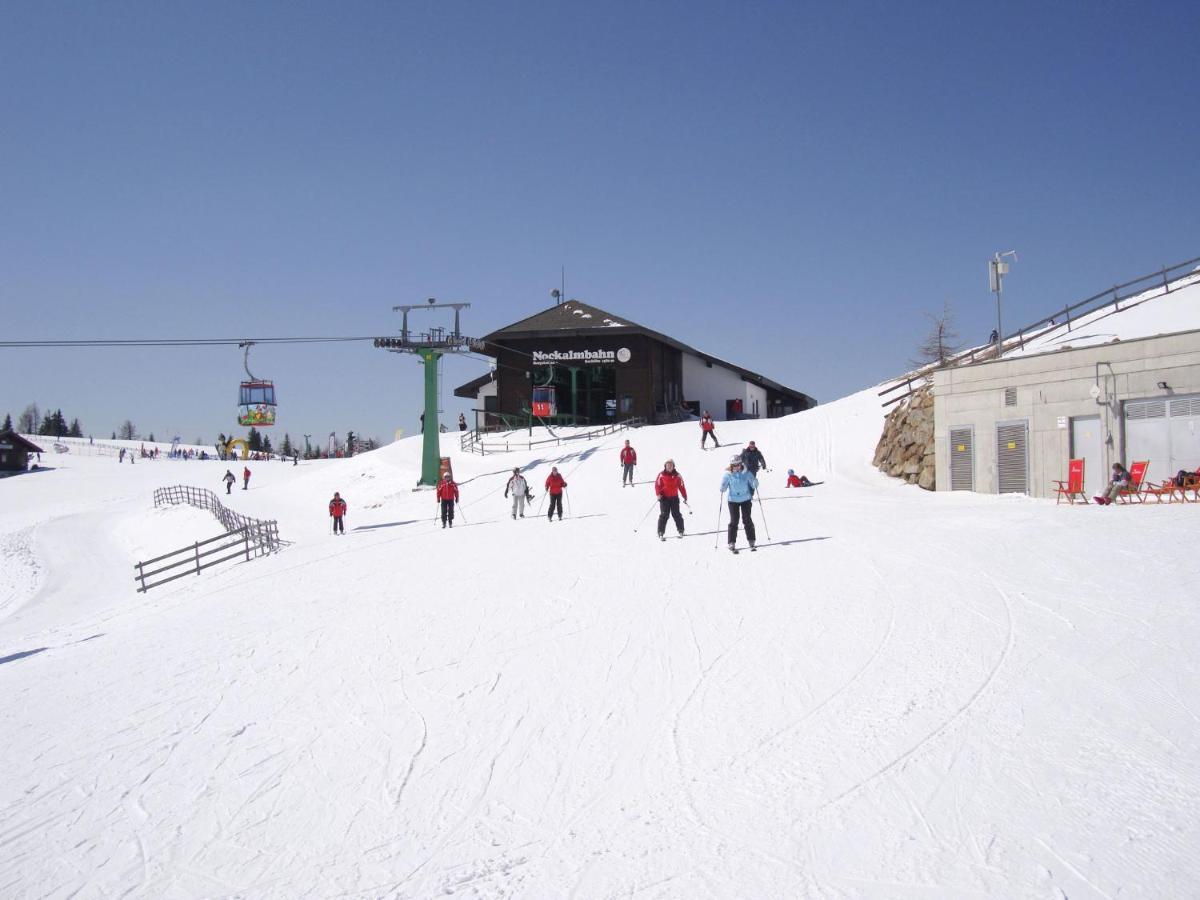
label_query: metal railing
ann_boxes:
[460,417,646,455]
[879,255,1200,407]
[133,485,281,592]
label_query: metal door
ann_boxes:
[1124,399,1168,485]
[1168,396,1200,474]
[996,420,1029,494]
[949,427,974,491]
[1070,415,1102,498]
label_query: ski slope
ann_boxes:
[2,380,1198,899]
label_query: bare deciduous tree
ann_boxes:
[912,302,960,368]
[118,420,137,440]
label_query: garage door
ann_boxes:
[1125,395,1200,484]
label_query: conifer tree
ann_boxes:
[2,413,12,432]
[68,418,83,437]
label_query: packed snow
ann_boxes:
[3,381,1199,898]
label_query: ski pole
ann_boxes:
[633,498,658,532]
[713,497,724,549]
[455,501,468,524]
[755,492,771,542]
[564,489,572,518]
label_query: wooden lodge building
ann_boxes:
[455,300,815,428]
[0,431,44,474]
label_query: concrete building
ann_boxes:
[455,300,815,427]
[933,328,1200,498]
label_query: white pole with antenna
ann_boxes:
[988,250,1018,350]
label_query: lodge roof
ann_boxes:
[0,431,45,453]
[470,301,815,406]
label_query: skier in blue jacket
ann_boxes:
[720,455,759,551]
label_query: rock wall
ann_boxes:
[873,385,935,490]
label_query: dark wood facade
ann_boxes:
[457,300,815,425]
[0,431,44,472]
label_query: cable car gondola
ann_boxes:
[237,341,277,427]
[532,385,556,418]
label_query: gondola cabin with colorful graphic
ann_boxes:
[238,380,277,427]
[531,385,556,418]
[237,341,277,427]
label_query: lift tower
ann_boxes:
[374,299,483,486]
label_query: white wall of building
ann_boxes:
[474,380,497,405]
[933,329,1200,497]
[682,353,755,419]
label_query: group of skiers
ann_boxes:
[221,467,252,494]
[315,414,818,549]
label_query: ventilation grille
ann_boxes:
[1125,400,1166,420]
[996,422,1028,494]
[1169,396,1200,417]
[949,427,974,491]
[1004,387,1017,407]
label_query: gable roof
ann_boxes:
[0,432,45,453]
[478,301,815,406]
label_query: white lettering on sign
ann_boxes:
[532,349,620,364]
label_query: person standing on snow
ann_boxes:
[544,466,567,521]
[505,467,529,519]
[458,413,467,432]
[436,471,459,527]
[222,469,236,495]
[654,459,688,540]
[329,491,348,534]
[721,455,759,551]
[700,411,719,449]
[740,440,767,476]
[620,440,637,487]
[242,466,251,490]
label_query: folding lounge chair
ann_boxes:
[1052,459,1088,505]
[1116,460,1150,503]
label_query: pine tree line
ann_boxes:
[5,404,84,438]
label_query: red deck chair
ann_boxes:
[1116,460,1150,503]
[1052,459,1088,505]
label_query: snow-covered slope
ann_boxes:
[2,388,1199,898]
[1010,267,1200,357]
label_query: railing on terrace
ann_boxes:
[460,417,647,455]
[879,255,1200,407]
[133,485,281,592]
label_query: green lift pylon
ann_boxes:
[374,300,481,487]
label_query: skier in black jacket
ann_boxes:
[740,441,767,476]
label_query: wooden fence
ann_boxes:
[133,485,280,592]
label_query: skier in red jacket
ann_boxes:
[328,492,348,534]
[654,459,688,540]
[436,472,460,528]
[620,440,637,487]
[544,467,567,521]
[700,412,719,449]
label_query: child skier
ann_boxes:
[505,467,530,519]
[720,455,759,551]
[785,469,815,488]
[700,411,719,449]
[620,440,637,486]
[654,459,688,540]
[436,472,460,527]
[544,466,567,521]
[329,491,348,534]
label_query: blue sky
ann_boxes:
[2,1,1198,445]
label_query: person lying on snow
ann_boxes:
[785,469,815,488]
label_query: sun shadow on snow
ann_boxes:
[752,537,832,549]
[0,648,49,667]
[353,520,420,532]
